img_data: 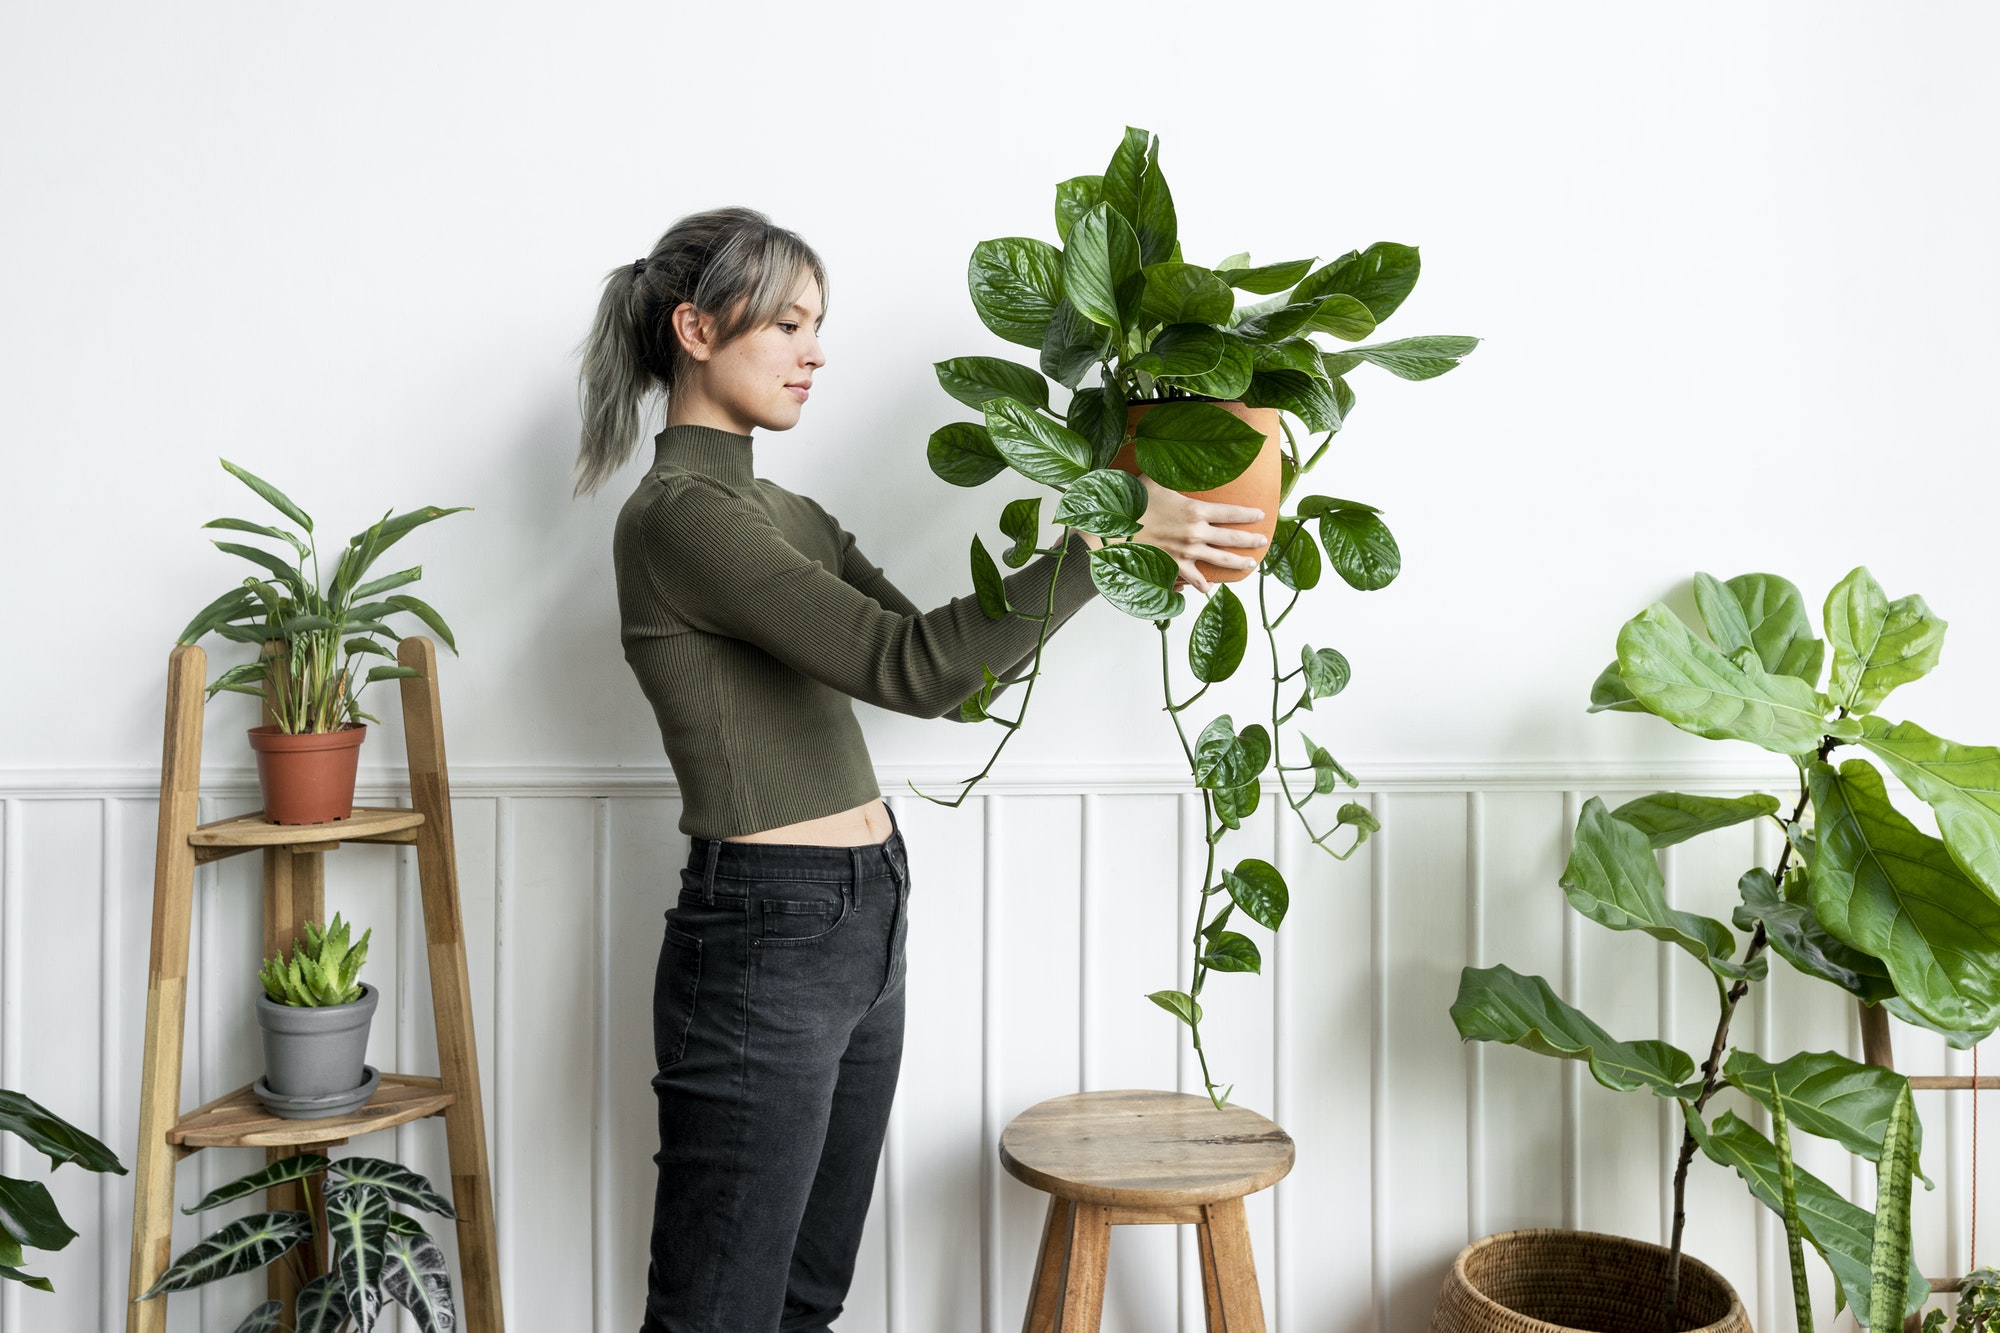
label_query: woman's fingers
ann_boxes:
[1198,503,1267,525]
[1200,525,1270,549]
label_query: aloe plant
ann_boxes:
[1451,567,2000,1327]
[260,914,372,1008]
[133,1152,456,1333]
[0,1089,126,1293]
[177,459,468,734]
[916,124,1478,1106]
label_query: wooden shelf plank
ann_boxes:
[168,1074,452,1149]
[1908,1074,2000,1090]
[189,807,424,851]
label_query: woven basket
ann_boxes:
[1430,1229,1750,1333]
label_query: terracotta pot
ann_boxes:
[246,724,366,825]
[1109,400,1282,584]
[1430,1229,1750,1333]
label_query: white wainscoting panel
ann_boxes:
[0,765,1990,1333]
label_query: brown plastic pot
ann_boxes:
[246,724,366,825]
[1429,1229,1750,1333]
[1109,400,1282,585]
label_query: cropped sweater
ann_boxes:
[613,423,1101,839]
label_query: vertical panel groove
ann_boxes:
[1079,793,1094,1094]
[591,796,612,1333]
[980,795,1001,1333]
[1370,790,1390,1333]
[1752,820,1776,1332]
[2,798,19,1333]
[1273,786,1293,1331]
[1560,789,1582,1231]
[396,792,420,1169]
[1659,844,1678,1248]
[493,793,516,1313]
[1465,791,1486,1244]
[98,797,118,1331]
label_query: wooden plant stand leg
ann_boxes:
[1196,1195,1265,1333]
[1022,1197,1074,1333]
[399,636,505,1331]
[1057,1203,1112,1333]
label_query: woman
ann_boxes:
[574,205,1269,1333]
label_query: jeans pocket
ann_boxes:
[758,890,852,946]
[653,922,702,1070]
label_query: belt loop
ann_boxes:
[850,845,864,905]
[701,838,721,905]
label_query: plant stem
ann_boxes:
[1158,621,1230,1108]
[1256,565,1367,860]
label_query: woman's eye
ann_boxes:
[779,322,799,333]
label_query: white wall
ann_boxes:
[4,3,1999,1331]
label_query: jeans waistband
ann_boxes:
[685,802,906,898]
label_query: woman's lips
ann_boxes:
[786,385,809,401]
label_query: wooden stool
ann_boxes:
[999,1089,1294,1333]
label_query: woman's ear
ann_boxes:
[670,301,713,363]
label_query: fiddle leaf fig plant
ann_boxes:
[1453,566,2000,1328]
[176,459,468,734]
[914,124,1479,1106]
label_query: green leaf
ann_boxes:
[1301,733,1356,793]
[0,1263,52,1292]
[1131,403,1266,491]
[1137,263,1236,327]
[176,586,260,645]
[1824,567,1947,715]
[1063,203,1143,334]
[1168,335,1254,399]
[957,664,1000,723]
[1133,132,1177,267]
[1715,573,1826,683]
[1854,716,2000,902]
[182,1154,330,1214]
[1337,802,1380,841]
[1053,174,1103,245]
[1450,964,1696,1096]
[935,357,1050,413]
[1302,294,1379,341]
[1607,792,1780,849]
[378,1229,457,1333]
[1214,257,1316,295]
[1100,126,1150,227]
[982,398,1092,488]
[1200,930,1262,974]
[212,541,306,591]
[1187,585,1247,683]
[327,1183,388,1331]
[1301,645,1350,700]
[1039,296,1114,391]
[1868,1085,1919,1330]
[1222,858,1288,931]
[969,536,1011,620]
[1690,1108,1927,1327]
[0,1090,125,1174]
[294,1273,348,1333]
[1088,543,1182,619]
[967,237,1065,349]
[1147,989,1202,1027]
[1586,661,1645,714]
[1063,386,1117,467]
[1615,603,1844,755]
[1562,797,1756,981]
[1052,469,1146,538]
[1131,324,1228,379]
[1341,335,1481,380]
[364,665,423,685]
[203,516,310,560]
[1292,243,1422,322]
[1247,336,1328,377]
[1735,867,1896,1004]
[350,566,422,601]
[383,595,456,654]
[1231,298,1333,343]
[342,506,469,574]
[220,458,314,533]
[230,1300,285,1333]
[343,638,393,659]
[927,421,1007,488]
[0,1176,75,1252]
[1262,519,1321,591]
[1243,369,1341,433]
[1213,779,1262,829]
[1725,1050,1926,1182]
[998,498,1041,569]
[136,1211,315,1299]
[1201,903,1236,940]
[1314,505,1400,591]
[1809,759,2000,1033]
[1193,716,1271,792]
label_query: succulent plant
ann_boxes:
[259,913,372,1008]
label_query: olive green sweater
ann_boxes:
[614,423,1100,838]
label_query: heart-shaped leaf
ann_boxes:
[1262,519,1321,591]
[998,498,1041,569]
[969,536,1011,620]
[1292,243,1422,322]
[1193,716,1271,791]
[1243,369,1342,433]
[982,398,1092,488]
[1040,297,1113,391]
[1168,336,1254,399]
[1132,324,1227,379]
[1088,543,1182,620]
[1131,403,1266,491]
[1824,567,1947,715]
[1064,203,1143,334]
[927,422,1006,488]
[934,357,1050,413]
[1137,262,1235,326]
[1187,585,1247,683]
[1314,505,1400,591]
[1222,858,1288,931]
[968,237,1064,349]
[1053,469,1146,538]
[1200,930,1262,973]
[1148,990,1202,1027]
[1053,174,1104,244]
[1301,645,1350,700]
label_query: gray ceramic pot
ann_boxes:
[256,983,378,1099]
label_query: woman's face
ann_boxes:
[669,271,826,436]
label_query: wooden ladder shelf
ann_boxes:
[125,636,505,1332]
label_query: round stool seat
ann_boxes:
[999,1088,1294,1208]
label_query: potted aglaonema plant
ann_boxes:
[176,458,467,825]
[255,914,379,1119]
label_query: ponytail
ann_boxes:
[573,206,830,498]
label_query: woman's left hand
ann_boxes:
[1074,476,1268,595]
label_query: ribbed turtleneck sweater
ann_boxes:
[613,423,1101,839]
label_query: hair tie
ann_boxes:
[632,257,648,276]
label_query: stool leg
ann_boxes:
[1196,1195,1265,1333]
[1058,1204,1112,1333]
[1023,1197,1073,1333]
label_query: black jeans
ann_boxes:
[639,804,910,1333]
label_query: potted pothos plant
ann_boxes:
[1447,566,2000,1332]
[0,1087,125,1294]
[134,1150,456,1332]
[916,124,1479,1106]
[176,459,467,825]
[255,914,379,1119]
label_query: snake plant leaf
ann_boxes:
[1337,335,1481,379]
[1301,645,1351,701]
[1608,792,1780,849]
[1169,335,1254,399]
[1734,868,1896,1003]
[1215,256,1316,295]
[230,1300,284,1333]
[935,357,1050,414]
[1808,760,2000,1032]
[1824,568,1948,716]
[135,1211,314,1298]
[1450,964,1696,1095]
[204,517,311,560]
[182,1153,330,1214]
[1693,573,1824,684]
[1147,989,1203,1027]
[968,537,1010,621]
[1868,1085,1919,1331]
[1137,263,1237,326]
[1053,174,1103,244]
[1200,930,1262,974]
[1262,519,1322,592]
[1772,1098,1816,1333]
[1052,469,1145,539]
[1313,504,1400,592]
[1064,202,1143,335]
[1194,717,1271,792]
[926,422,1007,488]
[328,1182,389,1331]
[1040,297,1114,391]
[0,1176,75,1252]
[1243,369,1342,433]
[1616,603,1849,755]
[221,459,314,533]
[1212,778,1261,829]
[1292,242,1422,323]
[1223,859,1288,931]
[1724,1049,1927,1183]
[982,398,1092,489]
[1087,544,1182,620]
[998,498,1042,569]
[1131,324,1227,379]
[1853,716,2000,901]
[294,1273,348,1333]
[1563,797,1758,981]
[1130,402,1266,491]
[967,236,1064,349]
[0,1090,124,1175]
[1133,132,1176,267]
[1688,1107,1928,1326]
[379,1229,457,1333]
[1187,585,1247,684]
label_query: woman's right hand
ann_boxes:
[1073,476,1268,595]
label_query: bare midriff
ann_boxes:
[721,797,894,848]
